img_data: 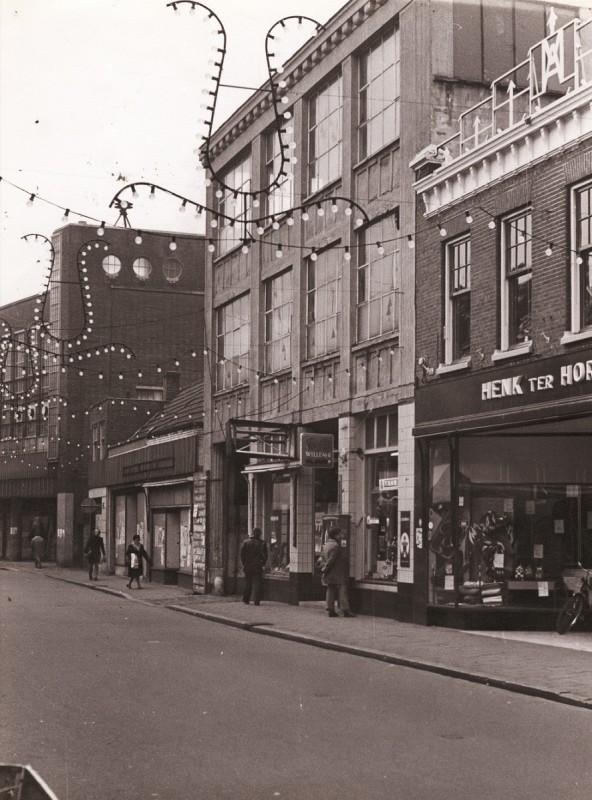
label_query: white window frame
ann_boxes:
[496,208,533,358]
[358,27,400,161]
[308,75,342,195]
[306,248,341,359]
[266,126,294,217]
[563,178,592,343]
[443,235,471,367]
[216,293,250,391]
[264,270,292,374]
[218,156,251,257]
[356,213,400,342]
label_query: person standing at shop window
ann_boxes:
[320,526,355,618]
[240,526,268,605]
[84,528,106,581]
[125,534,151,589]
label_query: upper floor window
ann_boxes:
[133,257,152,280]
[357,213,400,342]
[136,386,164,400]
[571,180,592,333]
[266,127,294,217]
[265,270,292,373]
[219,156,251,256]
[308,76,342,195]
[445,236,471,363]
[358,28,400,160]
[92,421,106,462]
[306,248,341,359]
[102,255,121,277]
[500,209,532,350]
[216,293,250,390]
[162,258,183,283]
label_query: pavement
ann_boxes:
[4,562,592,711]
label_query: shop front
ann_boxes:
[414,353,592,630]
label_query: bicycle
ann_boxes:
[555,565,591,635]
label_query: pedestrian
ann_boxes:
[84,528,106,581]
[240,526,268,605]
[125,534,151,589]
[30,533,45,568]
[320,526,355,617]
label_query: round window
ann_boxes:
[133,257,153,280]
[102,255,121,277]
[163,258,183,283]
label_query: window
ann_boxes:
[265,271,292,373]
[216,294,250,390]
[571,180,592,332]
[92,422,106,461]
[266,127,294,217]
[308,76,342,194]
[445,237,471,362]
[359,28,400,160]
[136,386,164,400]
[364,413,398,582]
[306,248,341,359]
[357,214,400,341]
[102,255,121,277]
[133,257,152,280]
[219,156,251,256]
[162,258,182,283]
[501,210,532,349]
[365,412,398,451]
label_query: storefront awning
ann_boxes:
[241,461,301,475]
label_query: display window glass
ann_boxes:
[364,453,398,581]
[428,435,592,608]
[266,476,290,574]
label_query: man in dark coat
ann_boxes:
[84,528,106,581]
[320,526,354,617]
[240,526,268,605]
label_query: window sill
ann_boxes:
[303,178,343,207]
[353,137,400,173]
[491,341,533,362]
[560,329,592,345]
[436,357,471,375]
[352,333,399,353]
[301,352,340,369]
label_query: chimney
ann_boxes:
[163,371,180,402]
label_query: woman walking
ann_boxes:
[125,534,151,589]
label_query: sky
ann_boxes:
[0,0,346,305]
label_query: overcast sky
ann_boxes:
[0,0,346,305]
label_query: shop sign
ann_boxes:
[379,477,398,491]
[400,511,411,568]
[481,358,592,403]
[300,433,334,468]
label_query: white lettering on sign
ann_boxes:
[481,375,524,400]
[482,359,592,402]
[528,375,554,392]
[560,360,592,385]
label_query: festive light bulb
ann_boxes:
[407,235,415,249]
[344,247,351,262]
[488,219,496,230]
[438,223,447,237]
[465,211,474,224]
[135,232,143,245]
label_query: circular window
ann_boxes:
[102,255,121,277]
[133,257,153,280]
[162,258,183,283]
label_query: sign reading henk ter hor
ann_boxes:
[482,358,592,401]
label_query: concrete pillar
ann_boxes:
[56,492,74,566]
[7,498,22,561]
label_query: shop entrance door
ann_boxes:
[151,509,181,583]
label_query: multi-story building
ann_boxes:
[0,222,205,566]
[412,11,592,628]
[199,0,573,616]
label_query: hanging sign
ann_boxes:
[300,433,334,468]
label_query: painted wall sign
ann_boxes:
[481,358,592,402]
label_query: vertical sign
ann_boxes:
[400,511,411,568]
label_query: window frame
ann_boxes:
[216,293,250,391]
[307,75,343,195]
[358,27,400,161]
[500,208,532,351]
[306,248,341,360]
[569,178,592,335]
[218,155,251,257]
[266,125,294,217]
[444,235,471,364]
[264,270,293,374]
[356,213,401,342]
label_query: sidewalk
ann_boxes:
[7,563,592,711]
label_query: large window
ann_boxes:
[306,248,341,359]
[364,413,398,582]
[358,28,400,160]
[308,76,342,194]
[357,214,400,342]
[219,156,251,256]
[265,271,292,373]
[216,294,250,390]
[266,127,294,217]
[445,236,471,362]
[571,180,592,332]
[501,209,532,349]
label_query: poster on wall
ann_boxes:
[400,511,411,568]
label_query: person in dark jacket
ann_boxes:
[240,526,268,605]
[126,534,151,589]
[30,534,45,568]
[320,526,354,617]
[84,529,106,581]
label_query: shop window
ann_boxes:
[357,213,400,342]
[569,179,592,334]
[216,293,250,390]
[308,75,342,194]
[267,475,290,575]
[218,155,251,256]
[133,257,152,280]
[365,452,398,581]
[501,209,532,349]
[306,248,341,359]
[428,435,592,610]
[358,27,400,160]
[102,255,121,277]
[444,236,471,363]
[264,270,292,373]
[266,125,294,217]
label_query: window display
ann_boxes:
[428,434,592,608]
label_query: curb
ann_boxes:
[44,572,131,600]
[166,604,592,712]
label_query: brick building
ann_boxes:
[198,0,573,616]
[412,12,592,628]
[0,222,205,566]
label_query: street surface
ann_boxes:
[1,569,590,800]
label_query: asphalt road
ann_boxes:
[1,569,590,800]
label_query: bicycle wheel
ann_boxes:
[556,594,585,635]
